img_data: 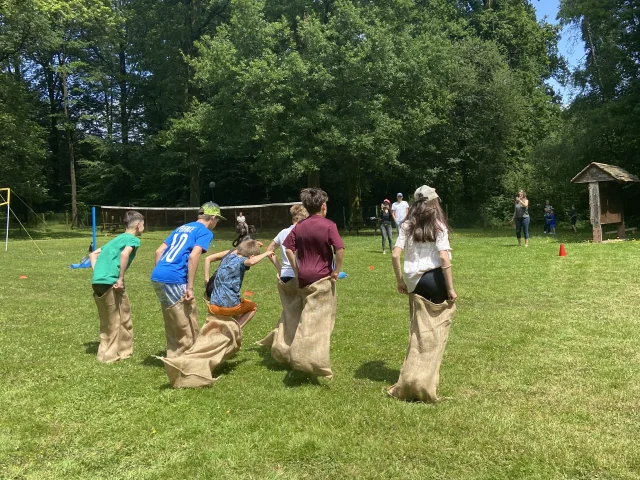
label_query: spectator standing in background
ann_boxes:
[392,193,409,232]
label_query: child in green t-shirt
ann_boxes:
[89,211,145,363]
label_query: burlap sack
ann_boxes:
[270,278,303,365]
[387,294,456,403]
[158,313,243,388]
[161,297,199,358]
[288,276,336,379]
[94,287,133,363]
[255,328,276,347]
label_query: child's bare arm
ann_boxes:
[113,246,134,289]
[185,246,206,300]
[204,250,230,282]
[244,250,275,267]
[154,243,168,265]
[266,241,281,273]
[331,248,345,282]
[89,248,102,269]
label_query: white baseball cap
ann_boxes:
[414,185,439,202]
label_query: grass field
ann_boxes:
[1,226,640,479]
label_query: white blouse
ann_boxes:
[395,224,452,293]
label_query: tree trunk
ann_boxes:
[347,161,363,223]
[43,60,61,182]
[118,44,129,144]
[189,140,200,207]
[307,171,320,187]
[61,64,77,227]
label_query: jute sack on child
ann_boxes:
[161,297,199,358]
[269,278,303,364]
[94,288,133,363]
[159,313,242,388]
[288,276,336,379]
[387,294,455,403]
[255,329,276,347]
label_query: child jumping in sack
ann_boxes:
[204,239,274,328]
[150,202,223,357]
[282,188,345,380]
[89,210,145,363]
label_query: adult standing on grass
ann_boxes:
[379,199,393,254]
[391,193,409,231]
[150,202,224,357]
[514,190,530,247]
[389,185,456,403]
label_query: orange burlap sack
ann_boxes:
[158,313,243,388]
[387,294,456,403]
[269,278,303,365]
[161,297,199,358]
[94,287,133,363]
[288,277,336,379]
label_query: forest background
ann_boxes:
[2,0,639,227]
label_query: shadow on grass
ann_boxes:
[282,370,325,388]
[354,360,399,384]
[214,358,249,376]
[83,341,99,354]
[141,351,167,368]
[251,344,289,372]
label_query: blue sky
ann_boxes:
[532,0,585,102]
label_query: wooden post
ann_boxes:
[589,182,602,243]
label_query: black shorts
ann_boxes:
[411,268,447,304]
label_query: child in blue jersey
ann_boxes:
[151,202,225,357]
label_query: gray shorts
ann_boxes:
[152,281,186,308]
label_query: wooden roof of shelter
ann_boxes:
[571,162,640,184]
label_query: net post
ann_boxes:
[92,206,97,252]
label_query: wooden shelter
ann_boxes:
[571,162,639,242]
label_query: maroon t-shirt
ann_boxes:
[283,215,345,288]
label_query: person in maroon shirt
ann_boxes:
[284,189,345,287]
[280,188,344,380]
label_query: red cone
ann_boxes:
[559,244,567,257]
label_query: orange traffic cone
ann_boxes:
[559,244,567,257]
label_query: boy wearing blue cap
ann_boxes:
[151,202,225,357]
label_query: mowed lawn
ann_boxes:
[1,226,640,479]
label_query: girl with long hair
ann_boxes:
[391,186,456,303]
[388,185,457,403]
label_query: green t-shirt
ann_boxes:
[92,233,141,285]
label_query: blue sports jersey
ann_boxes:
[150,222,213,284]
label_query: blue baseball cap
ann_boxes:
[397,192,403,197]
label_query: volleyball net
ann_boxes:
[98,202,302,231]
